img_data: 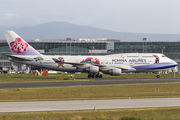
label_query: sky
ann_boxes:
[0,0,180,34]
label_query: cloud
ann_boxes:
[0,13,18,19]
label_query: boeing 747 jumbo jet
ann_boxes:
[3,31,177,78]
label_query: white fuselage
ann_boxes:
[8,53,177,73]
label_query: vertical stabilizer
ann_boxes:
[3,31,40,55]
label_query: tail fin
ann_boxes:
[3,31,40,55]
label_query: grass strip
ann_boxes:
[0,107,180,120]
[0,73,179,83]
[0,82,180,102]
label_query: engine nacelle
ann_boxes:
[109,69,122,75]
[85,66,99,73]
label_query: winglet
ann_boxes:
[3,31,40,55]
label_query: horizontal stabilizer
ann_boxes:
[6,55,33,61]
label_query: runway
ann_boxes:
[0,78,180,89]
[0,98,180,113]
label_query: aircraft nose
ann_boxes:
[172,60,178,66]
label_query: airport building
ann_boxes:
[0,38,180,72]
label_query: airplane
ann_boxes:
[3,30,178,78]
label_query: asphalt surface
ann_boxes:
[0,78,180,89]
[1,98,180,113]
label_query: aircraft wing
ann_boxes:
[6,55,33,61]
[52,58,92,68]
[52,58,129,70]
[52,58,85,66]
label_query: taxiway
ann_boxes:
[0,78,180,89]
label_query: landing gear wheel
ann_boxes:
[95,74,99,78]
[156,75,160,78]
[99,74,102,78]
[88,74,91,78]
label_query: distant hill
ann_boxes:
[0,21,180,41]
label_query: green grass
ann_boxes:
[0,82,180,102]
[0,73,179,83]
[0,73,86,82]
[0,107,180,120]
[0,74,180,119]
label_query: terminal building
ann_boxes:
[0,38,180,73]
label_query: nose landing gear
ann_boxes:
[156,72,161,78]
[156,75,160,78]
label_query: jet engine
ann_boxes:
[109,69,122,75]
[85,66,99,73]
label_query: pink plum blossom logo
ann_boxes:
[10,37,28,54]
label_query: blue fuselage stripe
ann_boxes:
[133,61,177,72]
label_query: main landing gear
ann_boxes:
[88,73,103,78]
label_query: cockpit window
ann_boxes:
[162,55,166,57]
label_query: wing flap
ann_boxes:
[98,64,129,70]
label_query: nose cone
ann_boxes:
[166,56,177,67]
[172,60,178,66]
[169,60,178,68]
